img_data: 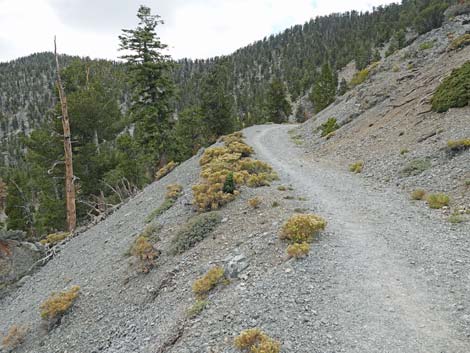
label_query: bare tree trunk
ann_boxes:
[54,37,76,232]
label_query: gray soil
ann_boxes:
[1,124,470,353]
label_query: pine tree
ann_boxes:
[337,78,348,96]
[310,64,337,113]
[266,78,292,123]
[200,59,236,140]
[119,5,175,167]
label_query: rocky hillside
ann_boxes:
[1,9,469,353]
[295,12,470,208]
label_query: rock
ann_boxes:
[224,254,249,279]
[0,238,45,288]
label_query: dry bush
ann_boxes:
[39,232,70,246]
[411,189,427,200]
[131,236,158,273]
[248,197,261,209]
[349,161,364,173]
[427,193,450,209]
[220,131,244,144]
[447,139,470,152]
[227,141,254,156]
[234,328,280,353]
[192,266,225,298]
[287,242,310,259]
[166,184,183,200]
[155,161,178,180]
[40,286,80,329]
[2,325,27,351]
[199,147,231,165]
[448,34,470,51]
[194,132,276,212]
[280,214,327,243]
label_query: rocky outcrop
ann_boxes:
[0,230,45,290]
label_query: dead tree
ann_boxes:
[54,37,77,232]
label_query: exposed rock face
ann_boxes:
[0,231,45,288]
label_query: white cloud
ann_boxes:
[0,0,398,62]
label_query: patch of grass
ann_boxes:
[427,193,450,209]
[277,185,287,191]
[320,118,340,137]
[234,328,281,353]
[447,139,470,152]
[248,197,261,209]
[39,232,71,246]
[271,201,280,208]
[287,242,310,259]
[350,68,370,86]
[40,286,80,329]
[400,148,409,155]
[349,161,364,173]
[280,214,327,243]
[290,134,304,145]
[419,41,434,50]
[448,34,470,51]
[170,212,221,255]
[448,213,465,224]
[145,198,175,223]
[192,266,225,299]
[401,159,431,177]
[411,189,427,200]
[155,161,178,180]
[283,195,295,200]
[186,300,208,318]
[431,61,470,112]
[2,325,27,351]
[294,207,308,213]
[465,179,470,186]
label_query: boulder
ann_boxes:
[0,237,45,288]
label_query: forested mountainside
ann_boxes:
[0,0,463,237]
[174,0,457,122]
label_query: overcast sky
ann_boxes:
[0,0,397,63]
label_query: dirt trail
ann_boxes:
[244,124,470,353]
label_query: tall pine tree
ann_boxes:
[119,5,175,167]
[266,78,292,123]
[310,63,337,113]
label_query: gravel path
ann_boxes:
[242,124,470,353]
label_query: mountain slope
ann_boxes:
[295,13,470,207]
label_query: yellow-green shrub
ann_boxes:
[40,232,71,246]
[287,242,310,259]
[131,236,158,273]
[194,133,276,211]
[199,147,231,165]
[40,286,80,324]
[248,197,261,209]
[227,141,254,156]
[166,184,183,200]
[192,266,225,298]
[427,193,450,209]
[280,214,327,243]
[349,161,364,173]
[220,131,244,144]
[448,34,470,51]
[234,329,280,353]
[1,325,27,351]
[411,189,427,200]
[155,161,177,180]
[447,139,470,151]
